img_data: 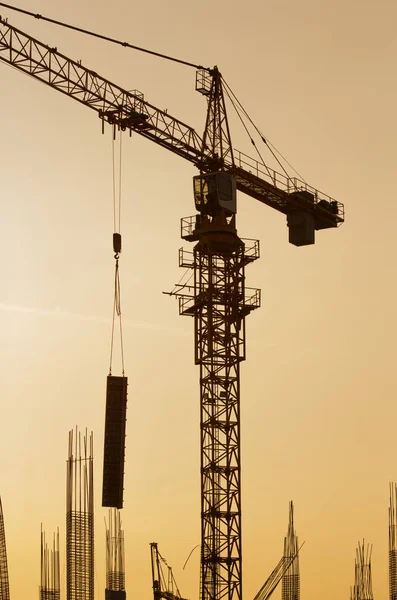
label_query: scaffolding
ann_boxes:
[40,527,60,600]
[282,502,300,600]
[0,497,10,600]
[105,509,126,600]
[350,541,374,600]
[66,428,94,600]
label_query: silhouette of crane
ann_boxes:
[151,543,187,600]
[0,14,344,600]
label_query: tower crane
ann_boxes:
[0,13,345,600]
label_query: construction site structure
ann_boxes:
[66,428,94,600]
[0,497,10,600]
[150,543,187,600]
[350,541,374,600]
[281,502,300,600]
[105,509,126,600]
[390,483,397,600]
[40,527,60,600]
[0,14,345,600]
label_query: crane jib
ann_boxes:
[0,16,344,232]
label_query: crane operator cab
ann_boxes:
[193,172,236,216]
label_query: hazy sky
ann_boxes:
[1,0,397,598]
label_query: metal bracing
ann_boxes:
[200,67,234,172]
[390,483,397,600]
[40,528,60,600]
[0,497,10,600]
[177,211,260,600]
[105,509,126,595]
[150,542,186,600]
[350,541,374,600]
[281,502,300,600]
[0,17,343,228]
[66,428,94,600]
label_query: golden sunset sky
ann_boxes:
[0,0,396,598]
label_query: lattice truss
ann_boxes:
[40,528,60,600]
[66,429,94,600]
[0,17,344,226]
[350,541,374,600]
[178,232,260,600]
[106,509,125,592]
[282,502,300,600]
[0,498,10,600]
[200,68,233,170]
[0,17,201,161]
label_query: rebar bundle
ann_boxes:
[66,428,94,600]
[0,497,10,600]
[282,502,300,600]
[390,483,397,600]
[40,528,60,600]
[105,509,126,599]
[350,541,374,600]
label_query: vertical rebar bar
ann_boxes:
[66,428,94,600]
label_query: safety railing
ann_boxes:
[179,248,194,268]
[181,215,197,240]
[244,287,261,310]
[242,238,260,262]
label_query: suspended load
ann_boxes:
[102,375,128,509]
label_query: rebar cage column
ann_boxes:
[282,503,300,600]
[0,498,10,600]
[40,529,60,600]
[390,483,397,600]
[66,429,95,600]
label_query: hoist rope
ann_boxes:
[109,132,125,376]
[0,2,209,71]
[112,137,117,233]
[118,133,122,234]
[111,133,123,233]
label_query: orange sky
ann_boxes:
[0,0,397,598]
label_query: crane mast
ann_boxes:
[175,68,260,600]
